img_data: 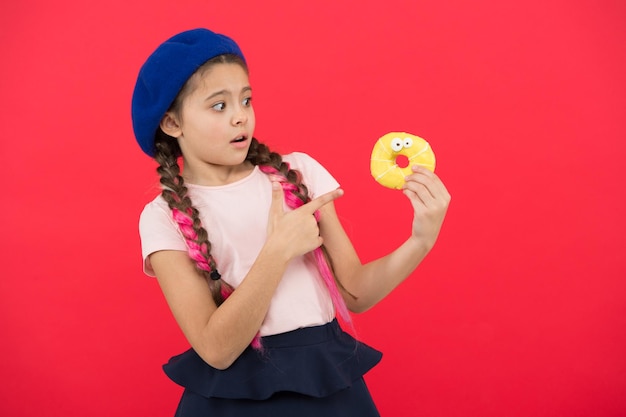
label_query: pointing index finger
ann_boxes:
[300,188,344,214]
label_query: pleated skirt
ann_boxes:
[163,319,383,416]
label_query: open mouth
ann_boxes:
[231,135,247,143]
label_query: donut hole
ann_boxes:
[395,155,409,168]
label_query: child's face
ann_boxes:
[174,63,255,170]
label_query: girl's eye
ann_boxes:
[212,102,226,111]
[242,97,252,107]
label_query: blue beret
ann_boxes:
[131,28,245,157]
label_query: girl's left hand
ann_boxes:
[402,165,451,251]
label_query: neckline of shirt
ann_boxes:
[186,165,261,190]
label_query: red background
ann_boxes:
[1,1,625,416]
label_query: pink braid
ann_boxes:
[170,198,262,349]
[172,208,212,272]
[259,165,351,323]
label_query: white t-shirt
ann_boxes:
[139,152,340,336]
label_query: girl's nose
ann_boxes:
[232,106,248,126]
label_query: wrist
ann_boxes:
[261,237,293,266]
[406,235,433,256]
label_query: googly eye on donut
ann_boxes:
[370,132,436,189]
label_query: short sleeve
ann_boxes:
[139,198,187,276]
[282,152,340,198]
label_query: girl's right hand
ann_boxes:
[267,182,343,261]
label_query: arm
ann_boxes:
[150,183,343,370]
[319,166,451,313]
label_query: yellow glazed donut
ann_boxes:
[370,132,436,189]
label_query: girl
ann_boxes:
[131,28,450,416]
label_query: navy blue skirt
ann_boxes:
[163,319,382,416]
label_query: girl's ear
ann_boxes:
[160,112,182,138]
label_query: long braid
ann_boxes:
[154,133,232,297]
[248,138,352,323]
